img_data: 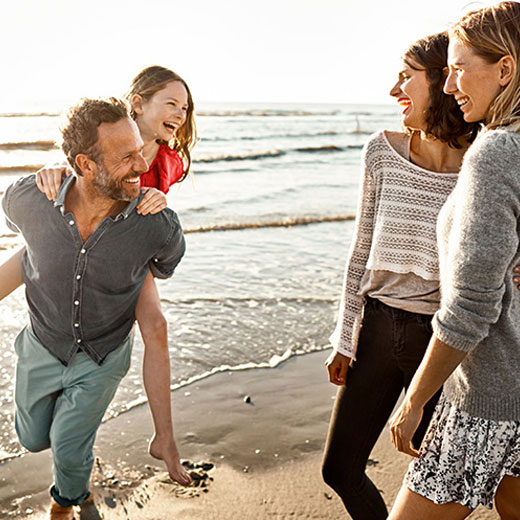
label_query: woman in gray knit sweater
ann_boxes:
[389,3,520,519]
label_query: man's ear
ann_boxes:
[130,94,144,116]
[75,154,97,178]
[499,55,515,86]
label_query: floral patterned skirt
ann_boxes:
[405,393,520,510]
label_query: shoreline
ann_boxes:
[0,350,499,519]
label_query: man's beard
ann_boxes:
[93,163,140,202]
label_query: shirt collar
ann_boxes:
[53,174,141,221]
[54,174,75,215]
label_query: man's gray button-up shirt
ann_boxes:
[2,174,185,366]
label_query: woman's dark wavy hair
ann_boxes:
[403,32,480,147]
[125,66,196,181]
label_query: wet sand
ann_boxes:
[0,350,499,519]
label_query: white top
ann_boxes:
[330,130,459,358]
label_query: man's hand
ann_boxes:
[325,351,351,386]
[149,434,192,486]
[35,163,72,201]
[137,188,167,215]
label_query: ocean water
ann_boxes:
[0,101,399,461]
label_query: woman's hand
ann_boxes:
[325,351,351,386]
[137,187,168,215]
[513,265,520,289]
[35,163,72,201]
[388,398,423,458]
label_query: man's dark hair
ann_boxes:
[61,97,129,175]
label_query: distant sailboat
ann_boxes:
[353,114,362,134]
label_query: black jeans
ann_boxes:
[322,297,441,520]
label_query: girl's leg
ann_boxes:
[135,271,191,486]
[388,485,472,520]
[495,475,520,520]
[322,301,405,520]
[0,247,24,300]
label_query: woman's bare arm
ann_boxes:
[388,336,467,457]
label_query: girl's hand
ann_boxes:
[35,163,72,201]
[325,351,351,386]
[137,187,168,215]
[389,399,423,458]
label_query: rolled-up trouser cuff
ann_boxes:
[50,485,90,507]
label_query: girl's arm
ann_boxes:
[135,271,192,486]
[0,247,24,300]
[35,164,167,215]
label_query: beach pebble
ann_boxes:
[200,462,214,471]
[243,395,253,404]
[243,466,249,473]
[104,497,117,509]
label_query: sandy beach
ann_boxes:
[0,349,500,520]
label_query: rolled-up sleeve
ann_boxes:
[2,178,24,233]
[433,132,520,352]
[148,210,186,279]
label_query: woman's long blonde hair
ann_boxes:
[125,66,197,180]
[449,1,520,131]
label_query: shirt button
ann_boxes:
[153,258,158,262]
[76,275,81,280]
[74,300,79,306]
[74,323,79,328]
[69,220,74,225]
[81,249,86,254]
[76,338,82,343]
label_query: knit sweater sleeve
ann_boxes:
[432,130,520,351]
[330,136,377,358]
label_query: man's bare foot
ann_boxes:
[78,495,103,520]
[49,499,74,520]
[149,434,192,486]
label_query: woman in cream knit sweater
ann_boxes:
[321,33,478,520]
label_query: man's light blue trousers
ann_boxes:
[14,325,132,506]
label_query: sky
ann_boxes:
[0,0,501,109]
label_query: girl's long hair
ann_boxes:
[125,66,197,180]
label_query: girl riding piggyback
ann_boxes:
[4,65,197,487]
